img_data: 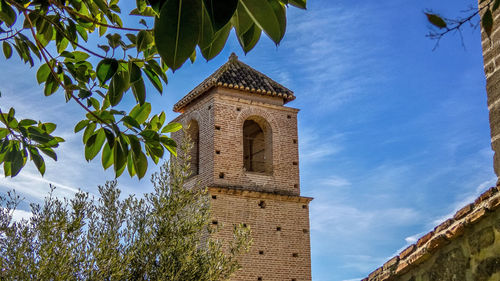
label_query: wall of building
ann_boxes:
[480,1,500,179]
[208,187,312,281]
[365,187,500,281]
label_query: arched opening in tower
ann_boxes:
[187,120,199,176]
[243,119,271,173]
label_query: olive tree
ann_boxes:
[0,142,251,280]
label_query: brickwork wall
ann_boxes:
[171,85,311,281]
[209,187,312,281]
[480,1,500,179]
[172,87,301,195]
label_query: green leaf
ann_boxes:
[101,143,113,169]
[29,147,45,176]
[41,123,56,134]
[482,9,494,37]
[6,147,24,177]
[96,58,119,85]
[129,61,142,84]
[203,0,238,30]
[44,74,60,96]
[127,152,136,177]
[85,128,106,161]
[0,128,8,139]
[133,151,148,179]
[269,0,286,41]
[136,30,153,52]
[0,0,16,27]
[122,116,141,129]
[113,137,128,177]
[425,13,447,29]
[201,21,231,60]
[108,70,129,106]
[129,103,151,124]
[39,147,57,161]
[143,67,163,93]
[18,119,37,127]
[83,122,96,143]
[2,41,12,59]
[36,64,51,84]
[154,0,202,71]
[239,0,283,44]
[131,77,146,105]
[237,23,261,53]
[161,122,182,133]
[288,0,306,9]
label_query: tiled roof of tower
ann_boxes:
[173,53,295,112]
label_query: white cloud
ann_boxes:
[320,176,351,188]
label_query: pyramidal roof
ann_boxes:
[173,53,295,112]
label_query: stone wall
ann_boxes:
[480,0,500,179]
[364,186,500,281]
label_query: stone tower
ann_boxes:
[171,53,313,281]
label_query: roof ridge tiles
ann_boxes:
[173,53,295,112]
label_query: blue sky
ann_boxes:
[0,0,496,280]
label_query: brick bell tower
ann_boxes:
[171,53,312,281]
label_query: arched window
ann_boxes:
[187,120,199,176]
[243,118,272,173]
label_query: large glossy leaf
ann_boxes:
[200,22,231,60]
[108,70,129,106]
[161,122,182,133]
[28,147,45,176]
[129,103,151,124]
[239,0,282,44]
[37,64,51,84]
[133,151,148,179]
[203,0,238,30]
[154,0,202,70]
[268,0,286,41]
[136,30,153,52]
[233,2,253,36]
[2,41,12,59]
[131,77,146,105]
[289,0,306,9]
[237,23,261,53]
[96,58,119,85]
[85,128,106,161]
[0,0,16,27]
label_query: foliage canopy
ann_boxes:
[0,0,306,179]
[0,153,251,280]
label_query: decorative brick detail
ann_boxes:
[454,203,474,220]
[383,256,399,271]
[475,187,498,205]
[445,222,466,240]
[416,231,434,248]
[434,218,454,233]
[427,234,448,253]
[465,207,488,225]
[487,196,500,210]
[399,244,416,260]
